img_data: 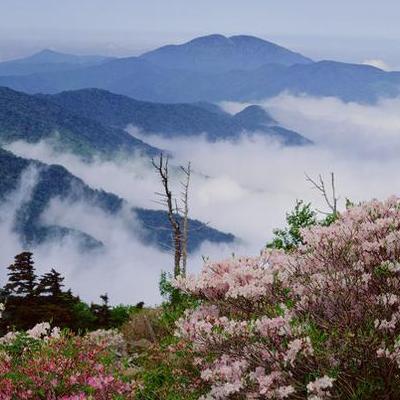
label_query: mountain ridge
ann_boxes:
[0,49,113,77]
[0,34,398,104]
[0,147,235,252]
[0,86,160,158]
[42,88,310,145]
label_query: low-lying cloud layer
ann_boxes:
[3,93,400,303]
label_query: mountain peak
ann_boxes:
[187,34,229,45]
[28,49,74,63]
[229,34,272,44]
[5,49,113,68]
[36,48,58,55]
[233,105,276,127]
[141,33,312,72]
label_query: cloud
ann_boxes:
[221,94,400,158]
[4,93,400,303]
[0,150,247,305]
[0,166,39,284]
[362,58,391,71]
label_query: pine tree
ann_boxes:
[91,293,111,328]
[5,252,37,297]
[38,268,64,297]
[100,293,109,308]
[99,293,110,327]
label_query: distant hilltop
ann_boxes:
[0,33,399,103]
[140,34,313,71]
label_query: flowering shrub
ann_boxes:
[0,324,134,399]
[85,329,127,357]
[174,197,400,399]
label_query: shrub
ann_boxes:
[174,197,400,399]
[0,323,135,399]
[121,308,166,348]
[123,273,203,399]
[109,305,135,328]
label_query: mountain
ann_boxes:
[0,148,235,252]
[191,101,230,116]
[43,88,311,145]
[215,60,400,103]
[232,105,276,128]
[1,57,399,104]
[140,34,312,72]
[0,87,159,158]
[1,35,399,103]
[18,49,111,65]
[0,49,113,77]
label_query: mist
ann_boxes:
[3,93,400,303]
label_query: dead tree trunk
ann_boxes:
[180,162,191,276]
[152,154,182,277]
[152,154,191,278]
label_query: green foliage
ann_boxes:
[5,252,37,297]
[267,199,341,251]
[267,200,317,251]
[37,268,64,297]
[109,304,135,328]
[320,212,339,226]
[159,271,198,328]
[128,273,203,399]
[70,301,97,331]
[1,331,47,364]
[135,354,202,400]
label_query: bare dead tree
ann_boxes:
[180,162,191,276]
[152,154,191,278]
[305,172,339,215]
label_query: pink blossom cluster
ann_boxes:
[0,328,134,399]
[306,376,335,400]
[174,254,314,398]
[174,252,286,303]
[174,197,400,398]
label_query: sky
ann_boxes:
[1,0,400,67]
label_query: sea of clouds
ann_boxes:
[2,93,400,304]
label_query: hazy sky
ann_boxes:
[1,1,400,66]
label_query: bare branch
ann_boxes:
[305,172,339,215]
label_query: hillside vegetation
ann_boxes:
[2,197,400,399]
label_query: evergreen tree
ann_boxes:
[91,293,111,328]
[4,252,37,297]
[37,268,64,297]
[100,293,109,307]
[99,293,110,327]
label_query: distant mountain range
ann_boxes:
[0,86,159,158]
[0,49,113,76]
[2,32,393,254]
[0,82,308,252]
[0,148,234,251]
[0,87,310,153]
[0,34,399,103]
[41,88,310,145]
